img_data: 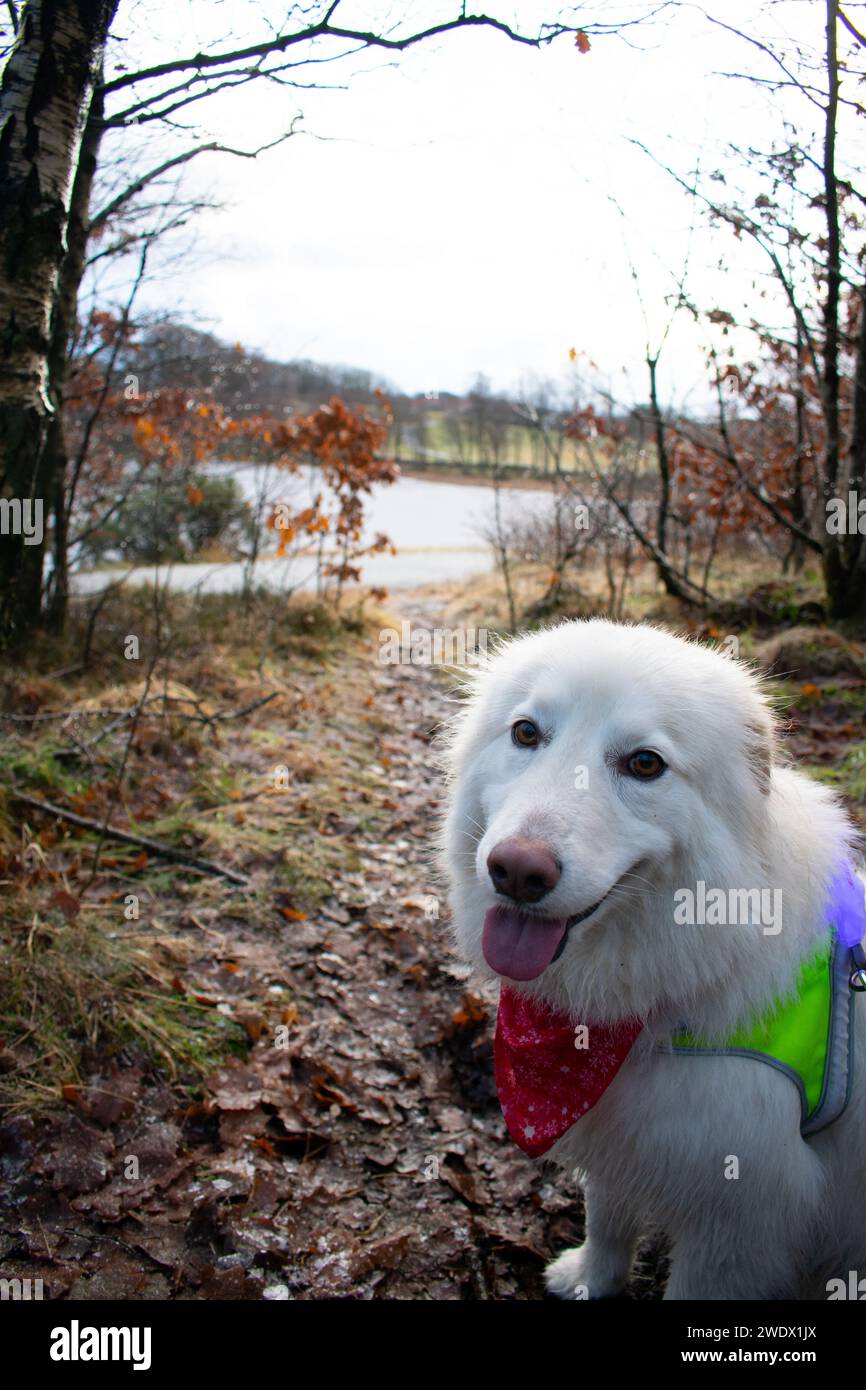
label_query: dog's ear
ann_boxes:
[745,708,775,795]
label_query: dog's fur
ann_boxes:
[441,619,865,1300]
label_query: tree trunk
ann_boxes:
[646,354,694,603]
[0,0,116,649]
[827,284,866,619]
[784,317,809,574]
[818,3,866,619]
[44,83,106,631]
[818,0,862,619]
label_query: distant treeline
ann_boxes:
[132,321,394,416]
[132,321,659,471]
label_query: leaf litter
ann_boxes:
[0,603,659,1301]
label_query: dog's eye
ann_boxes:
[511,719,540,749]
[625,749,666,780]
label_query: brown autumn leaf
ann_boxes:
[278,905,307,922]
[237,1012,265,1043]
[312,1075,354,1111]
[450,994,487,1030]
[576,30,591,52]
[50,889,80,921]
[440,1156,484,1207]
[186,482,204,506]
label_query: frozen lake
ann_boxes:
[72,464,553,596]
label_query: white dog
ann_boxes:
[441,619,866,1300]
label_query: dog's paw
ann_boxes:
[544,1245,628,1301]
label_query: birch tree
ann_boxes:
[0,0,117,647]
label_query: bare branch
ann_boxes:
[9,788,250,885]
[65,239,149,531]
[105,49,351,128]
[839,6,866,47]
[89,128,299,231]
[590,465,712,604]
[627,138,823,382]
[698,9,827,113]
[101,6,672,99]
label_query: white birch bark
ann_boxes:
[0,0,116,416]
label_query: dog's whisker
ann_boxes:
[618,869,658,886]
[606,886,661,901]
[461,814,487,838]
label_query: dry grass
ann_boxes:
[0,587,392,1111]
[0,887,248,1111]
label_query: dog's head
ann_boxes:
[440,619,780,1020]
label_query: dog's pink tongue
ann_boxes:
[482,905,568,981]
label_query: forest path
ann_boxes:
[0,595,614,1301]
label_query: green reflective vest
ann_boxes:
[662,936,855,1135]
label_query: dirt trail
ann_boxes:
[0,599,668,1301]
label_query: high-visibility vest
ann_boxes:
[664,936,855,1135]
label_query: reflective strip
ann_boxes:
[658,937,856,1133]
[804,936,853,1135]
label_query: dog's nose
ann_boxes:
[487,838,561,904]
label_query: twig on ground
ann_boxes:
[9,789,250,886]
[1,689,281,727]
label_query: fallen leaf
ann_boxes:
[51,889,80,921]
[238,1013,266,1043]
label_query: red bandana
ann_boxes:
[494,986,643,1158]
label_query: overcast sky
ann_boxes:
[99,0,846,408]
